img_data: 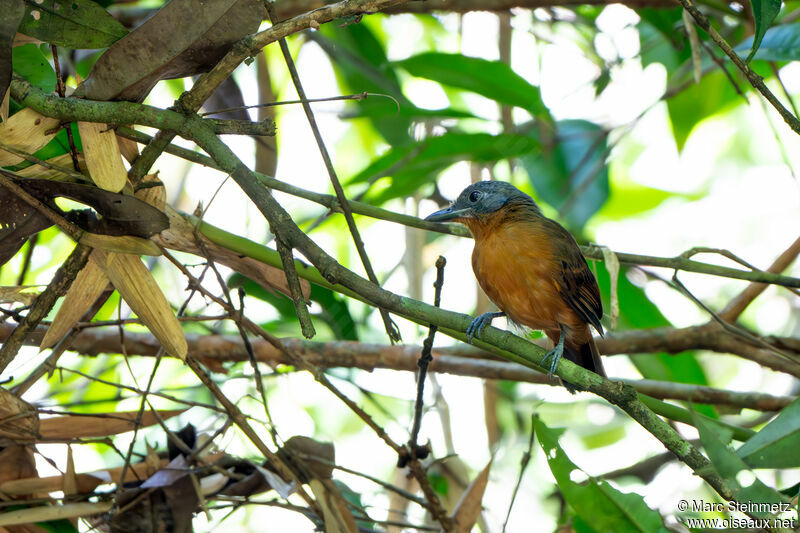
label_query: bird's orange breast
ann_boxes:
[466,216,586,340]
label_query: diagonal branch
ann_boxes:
[267,2,401,343]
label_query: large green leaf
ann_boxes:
[12,43,56,94]
[313,24,412,146]
[533,415,669,532]
[747,0,782,62]
[693,413,789,514]
[666,70,745,151]
[394,52,549,119]
[17,0,127,49]
[735,22,800,61]
[349,132,539,204]
[521,119,609,230]
[737,397,800,468]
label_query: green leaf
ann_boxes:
[747,0,782,62]
[521,119,609,229]
[18,0,127,49]
[349,132,539,204]
[737,397,800,468]
[666,70,744,151]
[533,415,669,532]
[693,412,788,515]
[314,24,412,146]
[394,52,549,119]
[735,22,800,61]
[12,43,56,94]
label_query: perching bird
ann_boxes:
[425,181,605,390]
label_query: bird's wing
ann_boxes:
[546,221,604,336]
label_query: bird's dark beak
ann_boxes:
[425,206,470,222]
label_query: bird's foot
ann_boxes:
[541,343,564,377]
[466,312,506,343]
[541,325,566,376]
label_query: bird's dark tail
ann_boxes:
[561,337,605,393]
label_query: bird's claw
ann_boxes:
[541,344,563,377]
[466,312,504,343]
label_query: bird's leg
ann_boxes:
[466,311,506,343]
[541,325,566,376]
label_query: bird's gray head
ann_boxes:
[424,181,539,222]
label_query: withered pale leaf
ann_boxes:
[77,121,127,192]
[79,232,161,256]
[0,108,61,166]
[94,251,187,359]
[39,409,186,440]
[40,253,109,350]
[134,174,166,212]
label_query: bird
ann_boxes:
[425,180,605,390]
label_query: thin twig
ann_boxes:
[50,45,80,172]
[200,91,397,116]
[409,256,446,450]
[679,0,800,135]
[267,2,401,344]
[502,413,536,533]
[719,235,800,322]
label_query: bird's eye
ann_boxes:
[469,191,482,202]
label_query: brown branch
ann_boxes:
[8,326,794,412]
[718,235,800,322]
[270,0,678,19]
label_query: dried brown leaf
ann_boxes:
[0,2,25,111]
[0,388,39,442]
[0,108,61,166]
[278,435,334,481]
[77,121,127,192]
[63,446,77,496]
[116,131,139,164]
[0,445,37,487]
[39,409,186,440]
[79,0,265,102]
